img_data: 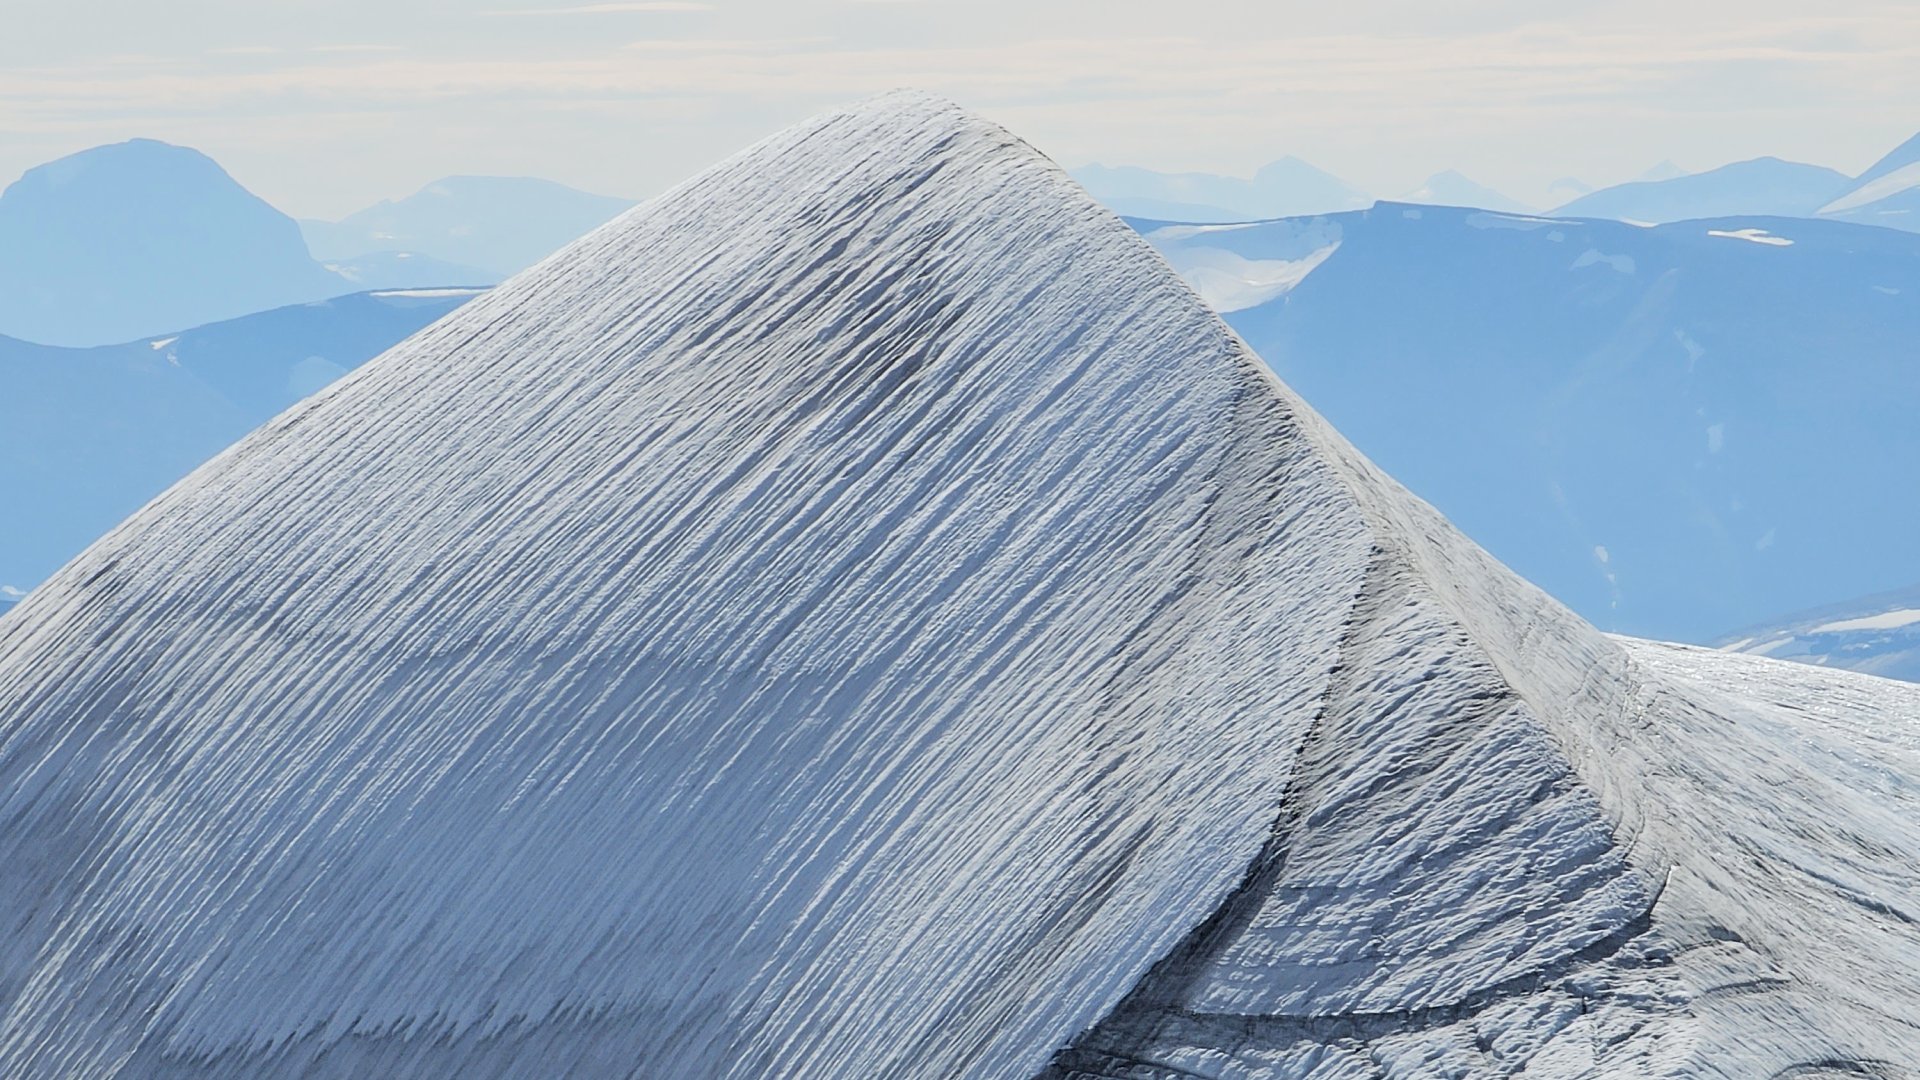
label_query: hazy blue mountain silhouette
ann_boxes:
[1137,205,1920,642]
[302,176,635,276]
[0,139,352,347]
[1073,157,1372,222]
[319,250,502,291]
[1548,177,1595,201]
[0,288,481,595]
[1400,170,1534,214]
[1819,130,1920,233]
[1555,157,1851,222]
[1718,582,1920,683]
[1635,160,1690,183]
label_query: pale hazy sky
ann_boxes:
[6,0,1919,218]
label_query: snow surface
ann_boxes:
[0,92,1918,1079]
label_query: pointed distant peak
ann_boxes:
[1252,155,1342,181]
[1549,176,1595,198]
[1399,170,1534,214]
[1635,160,1689,183]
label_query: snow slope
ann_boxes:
[1,92,1918,1079]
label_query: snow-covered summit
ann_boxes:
[1,91,1918,1078]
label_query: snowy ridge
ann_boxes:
[1,92,1918,1079]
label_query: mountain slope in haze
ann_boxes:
[320,250,502,291]
[1072,157,1372,222]
[0,140,353,347]
[1819,129,1920,232]
[1720,582,1920,683]
[1555,156,1852,223]
[301,176,636,276]
[1137,205,1920,643]
[2,92,1919,1080]
[0,289,481,594]
[1400,169,1534,213]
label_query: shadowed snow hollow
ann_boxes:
[0,93,1917,1079]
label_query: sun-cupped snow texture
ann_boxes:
[2,92,1919,1080]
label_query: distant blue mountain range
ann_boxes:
[1138,205,1920,643]
[301,176,636,278]
[0,140,353,347]
[1552,157,1853,223]
[0,289,482,596]
[0,141,625,348]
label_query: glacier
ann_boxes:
[0,92,1917,1079]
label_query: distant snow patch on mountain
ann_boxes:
[1719,583,1920,683]
[1707,227,1793,246]
[1813,608,1920,634]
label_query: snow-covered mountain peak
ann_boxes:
[0,87,1379,1078]
[1,93,1918,1079]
